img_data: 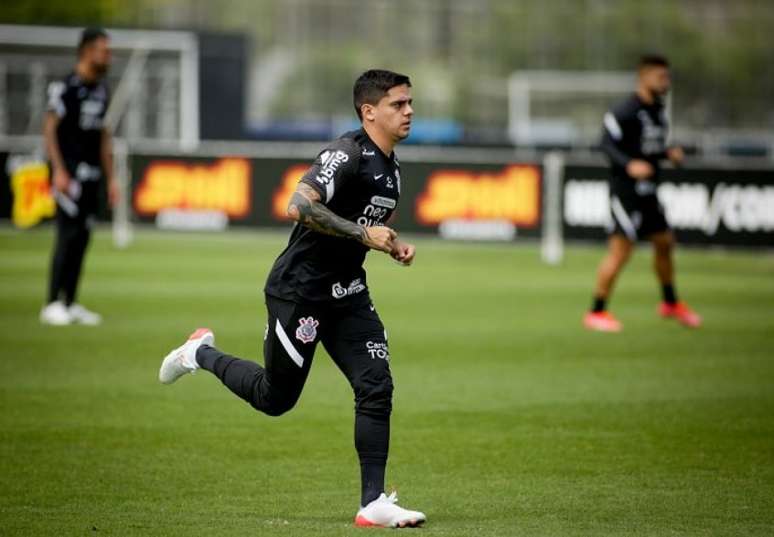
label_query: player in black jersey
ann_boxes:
[584,55,701,332]
[40,28,118,326]
[159,70,426,528]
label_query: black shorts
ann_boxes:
[261,294,393,414]
[607,194,669,241]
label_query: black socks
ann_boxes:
[662,283,677,304]
[591,296,607,313]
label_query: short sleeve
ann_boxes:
[47,81,68,118]
[603,99,639,142]
[299,138,361,204]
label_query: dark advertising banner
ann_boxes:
[126,153,773,247]
[5,149,773,248]
[563,164,774,247]
[130,154,543,240]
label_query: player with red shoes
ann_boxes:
[584,55,701,332]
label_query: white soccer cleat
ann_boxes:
[158,328,214,385]
[354,492,426,529]
[40,301,73,326]
[68,303,102,326]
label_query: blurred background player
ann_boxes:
[583,55,701,332]
[158,70,425,528]
[39,27,119,326]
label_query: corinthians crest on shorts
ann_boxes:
[296,316,319,343]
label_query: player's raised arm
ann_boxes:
[287,182,396,253]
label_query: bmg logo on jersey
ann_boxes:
[315,150,349,185]
[366,341,390,361]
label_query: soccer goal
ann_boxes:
[0,24,201,247]
[507,70,655,149]
[508,70,674,265]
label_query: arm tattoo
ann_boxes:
[289,183,367,242]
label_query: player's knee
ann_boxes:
[613,251,631,267]
[607,248,631,270]
[355,377,394,417]
[254,391,300,417]
[653,234,674,256]
[259,399,295,417]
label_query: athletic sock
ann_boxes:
[360,461,386,507]
[356,412,389,506]
[661,284,677,305]
[591,296,607,313]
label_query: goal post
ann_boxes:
[0,24,202,248]
[508,70,673,265]
[508,70,644,148]
[541,151,565,265]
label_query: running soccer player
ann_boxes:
[159,69,426,528]
[40,27,118,326]
[584,55,701,332]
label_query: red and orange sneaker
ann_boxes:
[583,311,622,332]
[659,302,702,328]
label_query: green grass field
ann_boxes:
[1,226,773,536]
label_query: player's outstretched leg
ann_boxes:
[161,297,318,417]
[158,328,213,384]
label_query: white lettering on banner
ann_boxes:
[438,219,516,241]
[563,180,611,227]
[563,179,774,235]
[656,183,708,230]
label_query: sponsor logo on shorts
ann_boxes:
[331,278,366,299]
[295,317,319,343]
[366,341,390,361]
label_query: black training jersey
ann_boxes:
[265,129,402,305]
[47,73,109,174]
[47,73,109,216]
[600,93,669,199]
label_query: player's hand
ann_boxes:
[107,178,120,207]
[667,146,684,166]
[362,226,397,253]
[626,159,654,181]
[390,240,416,266]
[52,167,71,193]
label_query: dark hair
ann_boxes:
[78,27,108,56]
[353,69,411,121]
[638,54,669,70]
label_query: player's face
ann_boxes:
[642,66,671,97]
[87,38,112,77]
[372,84,414,142]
